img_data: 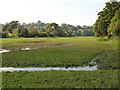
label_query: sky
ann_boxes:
[0,0,113,26]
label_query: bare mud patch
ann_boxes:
[48,43,72,48]
[3,43,72,52]
[21,40,46,44]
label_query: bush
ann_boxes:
[2,32,9,38]
[8,33,18,38]
[97,37,109,41]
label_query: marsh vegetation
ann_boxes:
[1,37,119,88]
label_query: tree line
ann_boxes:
[93,1,120,38]
[0,21,93,38]
[1,1,119,38]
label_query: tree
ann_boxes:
[46,23,59,37]
[2,31,9,38]
[108,8,120,37]
[19,26,28,37]
[28,25,39,37]
[1,21,29,37]
[93,1,119,37]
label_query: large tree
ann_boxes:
[108,8,120,37]
[93,1,119,37]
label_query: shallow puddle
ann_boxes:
[0,49,10,53]
[0,65,98,72]
[21,47,30,50]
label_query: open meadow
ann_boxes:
[1,37,119,88]
[0,0,120,89]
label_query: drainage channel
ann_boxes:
[0,65,98,72]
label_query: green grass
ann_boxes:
[2,70,118,88]
[1,37,119,88]
[2,37,118,69]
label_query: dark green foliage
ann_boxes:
[108,8,120,36]
[46,23,59,37]
[1,21,28,38]
[1,31,9,38]
[94,1,120,38]
[82,25,94,36]
[1,20,93,38]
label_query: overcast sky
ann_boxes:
[0,0,112,26]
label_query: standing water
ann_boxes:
[0,49,10,53]
[0,65,98,72]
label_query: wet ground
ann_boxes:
[1,42,72,53]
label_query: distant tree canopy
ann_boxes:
[46,23,59,37]
[93,1,120,38]
[0,1,119,38]
[0,21,94,38]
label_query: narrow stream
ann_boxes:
[0,65,98,72]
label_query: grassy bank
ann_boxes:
[2,70,118,88]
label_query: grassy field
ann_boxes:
[1,37,119,88]
[2,37,118,69]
